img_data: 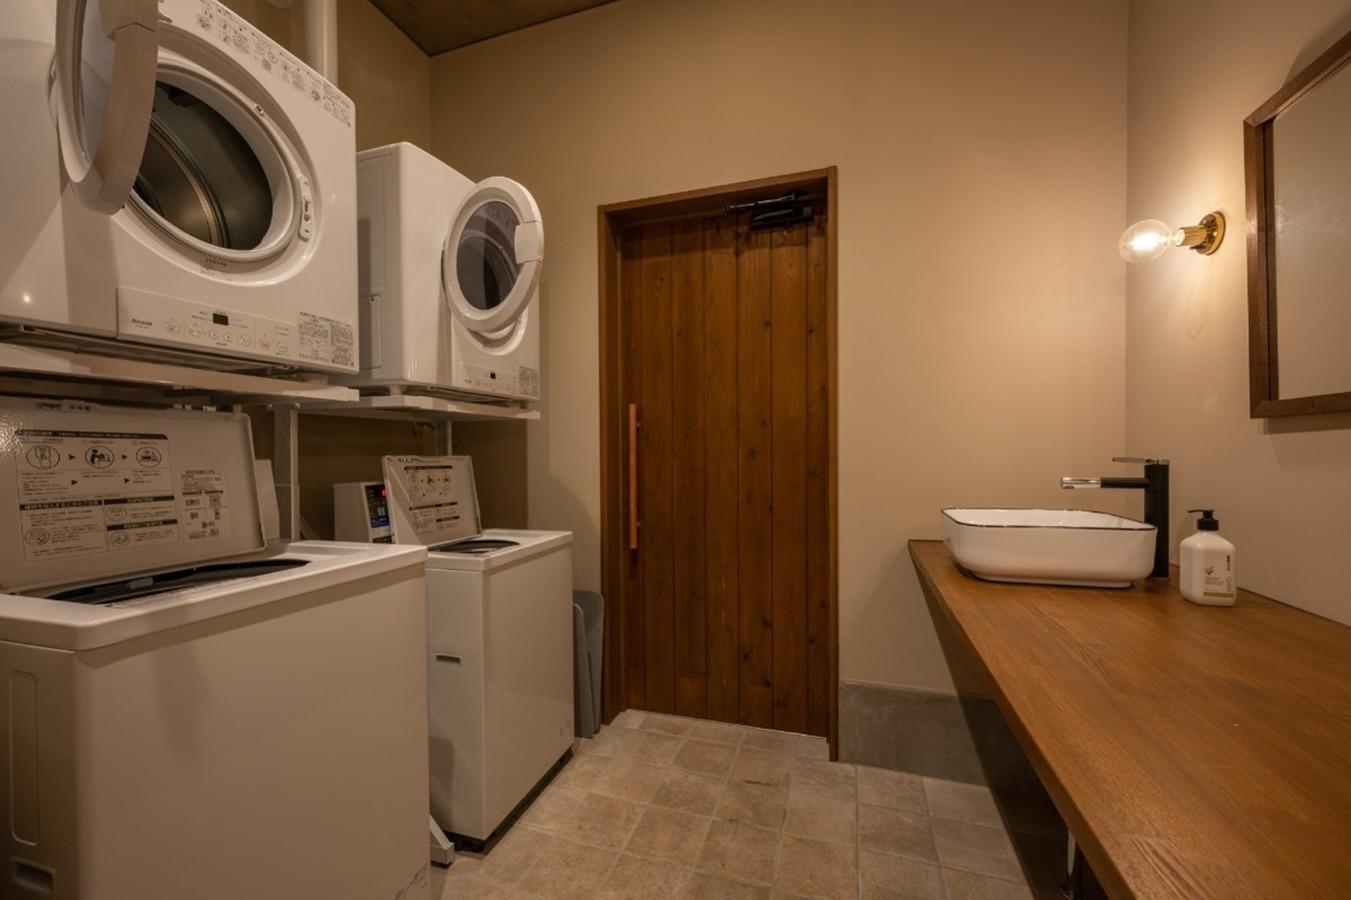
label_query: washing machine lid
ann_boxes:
[0,399,267,594]
[0,542,427,652]
[442,177,544,335]
[424,529,572,572]
[55,0,160,214]
[381,454,483,548]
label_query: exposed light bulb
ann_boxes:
[1119,219,1180,263]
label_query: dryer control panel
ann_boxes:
[118,287,356,371]
[333,481,392,544]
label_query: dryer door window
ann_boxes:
[133,82,274,251]
[443,177,544,334]
[54,0,160,214]
[124,64,311,263]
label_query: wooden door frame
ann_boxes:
[597,167,840,757]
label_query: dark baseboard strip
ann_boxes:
[838,680,1041,794]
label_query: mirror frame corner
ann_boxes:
[1246,26,1351,418]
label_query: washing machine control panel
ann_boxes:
[333,481,393,544]
[117,287,356,372]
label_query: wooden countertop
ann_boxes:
[909,540,1351,900]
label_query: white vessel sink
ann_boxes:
[942,508,1157,588]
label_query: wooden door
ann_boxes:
[615,203,831,736]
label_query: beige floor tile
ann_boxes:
[588,725,647,758]
[773,834,857,900]
[550,753,611,792]
[565,791,645,849]
[631,730,688,766]
[653,767,727,816]
[924,778,1003,829]
[476,826,555,886]
[858,804,937,863]
[676,739,738,777]
[716,779,789,830]
[783,791,856,845]
[730,748,792,788]
[741,728,829,760]
[641,713,696,736]
[857,766,927,817]
[612,708,648,729]
[931,818,1025,883]
[787,758,857,802]
[686,719,747,747]
[626,806,711,865]
[696,820,780,885]
[598,854,691,900]
[859,849,945,900]
[434,872,508,899]
[684,872,772,899]
[517,836,617,899]
[942,867,1039,900]
[591,757,670,803]
[519,785,587,832]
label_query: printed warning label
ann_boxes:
[298,312,355,367]
[14,429,181,561]
[381,455,479,547]
[180,468,229,542]
[520,366,541,398]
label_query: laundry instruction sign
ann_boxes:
[381,455,481,547]
[14,429,181,561]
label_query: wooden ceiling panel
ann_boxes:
[369,0,618,55]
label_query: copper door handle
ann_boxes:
[628,403,639,550]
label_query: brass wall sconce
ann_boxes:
[1118,212,1226,263]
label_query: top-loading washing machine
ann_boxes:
[0,0,359,373]
[335,455,573,844]
[346,142,543,401]
[0,398,431,900]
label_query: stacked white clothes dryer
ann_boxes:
[0,399,431,900]
[1,0,358,373]
[346,142,543,401]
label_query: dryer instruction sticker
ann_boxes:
[298,312,355,368]
[13,429,180,561]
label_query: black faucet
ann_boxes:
[1061,457,1170,578]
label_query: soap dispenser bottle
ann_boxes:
[1180,509,1236,606]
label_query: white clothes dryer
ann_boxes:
[0,0,359,373]
[348,142,542,401]
[0,400,430,900]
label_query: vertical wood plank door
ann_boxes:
[619,211,830,735]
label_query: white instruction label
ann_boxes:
[298,312,355,367]
[381,455,480,547]
[14,429,180,561]
[180,468,229,543]
[520,366,541,398]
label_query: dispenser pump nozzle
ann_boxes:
[1188,508,1219,531]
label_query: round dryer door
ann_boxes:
[54,0,160,214]
[442,177,544,334]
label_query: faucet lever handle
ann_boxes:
[1112,456,1170,465]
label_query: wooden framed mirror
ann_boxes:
[1246,27,1351,417]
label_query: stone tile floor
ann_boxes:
[431,711,1066,900]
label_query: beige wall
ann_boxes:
[1126,1,1351,627]
[430,0,1129,692]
